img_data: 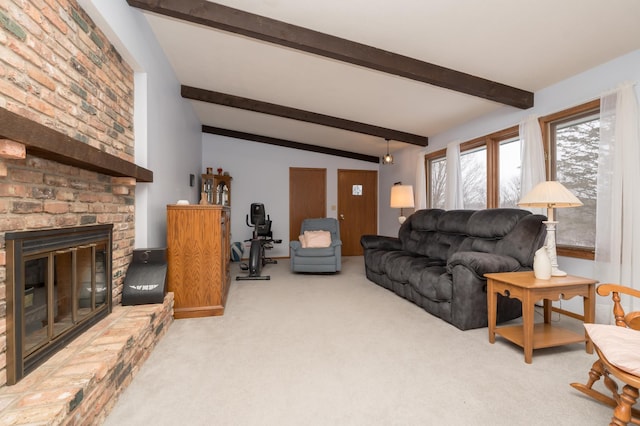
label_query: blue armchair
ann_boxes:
[289,218,342,273]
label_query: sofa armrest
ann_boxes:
[360,235,402,251]
[447,251,522,278]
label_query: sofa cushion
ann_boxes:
[408,267,447,300]
[399,209,444,257]
[438,210,476,234]
[364,249,387,274]
[400,210,474,261]
[398,209,443,240]
[494,214,547,266]
[466,208,530,238]
[383,253,440,283]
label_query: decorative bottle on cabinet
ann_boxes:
[166,204,231,318]
[200,173,232,206]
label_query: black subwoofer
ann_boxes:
[121,248,167,305]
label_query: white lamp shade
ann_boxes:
[390,185,415,208]
[518,180,581,278]
[517,181,583,208]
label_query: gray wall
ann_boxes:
[202,134,379,258]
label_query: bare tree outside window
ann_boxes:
[461,148,487,209]
[499,138,522,207]
[429,157,446,208]
[552,113,599,248]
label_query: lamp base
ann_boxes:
[551,268,567,277]
[398,216,407,224]
[543,220,567,277]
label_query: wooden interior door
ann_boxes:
[338,169,377,256]
[289,168,326,242]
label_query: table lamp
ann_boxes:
[390,185,415,224]
[518,180,582,276]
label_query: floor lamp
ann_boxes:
[518,181,582,277]
[390,185,415,224]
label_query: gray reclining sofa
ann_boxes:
[361,208,547,330]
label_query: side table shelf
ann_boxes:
[485,271,597,364]
[495,323,586,351]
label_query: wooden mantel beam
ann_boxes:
[127,0,534,109]
[182,86,429,147]
[0,107,153,182]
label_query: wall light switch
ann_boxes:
[189,174,195,187]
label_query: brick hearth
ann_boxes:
[0,293,173,425]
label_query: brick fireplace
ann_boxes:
[6,224,113,385]
[0,0,151,389]
[0,1,176,422]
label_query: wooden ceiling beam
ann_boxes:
[127,0,534,109]
[203,126,381,164]
[183,86,429,146]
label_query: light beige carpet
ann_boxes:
[104,256,613,425]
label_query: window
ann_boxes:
[425,100,600,260]
[425,127,518,210]
[542,101,600,259]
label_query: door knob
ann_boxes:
[339,214,345,220]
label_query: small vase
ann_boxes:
[533,246,552,280]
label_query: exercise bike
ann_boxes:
[236,203,281,281]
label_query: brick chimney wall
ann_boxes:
[0,0,136,387]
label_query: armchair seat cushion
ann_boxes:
[585,323,640,376]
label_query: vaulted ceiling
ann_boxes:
[127,0,640,163]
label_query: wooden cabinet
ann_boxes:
[166,204,231,319]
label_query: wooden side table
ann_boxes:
[485,271,597,364]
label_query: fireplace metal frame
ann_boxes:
[5,224,113,385]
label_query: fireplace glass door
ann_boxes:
[22,242,109,360]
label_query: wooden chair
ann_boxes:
[571,284,640,425]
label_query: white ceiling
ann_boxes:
[136,0,640,159]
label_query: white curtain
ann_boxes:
[445,141,463,209]
[414,150,428,210]
[595,83,640,312]
[519,114,547,198]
